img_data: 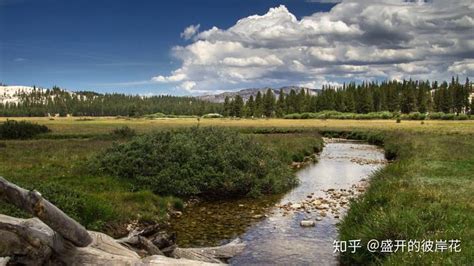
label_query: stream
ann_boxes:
[168,139,386,265]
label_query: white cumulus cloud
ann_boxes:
[180,24,200,40]
[153,1,474,94]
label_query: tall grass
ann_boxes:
[336,131,474,265]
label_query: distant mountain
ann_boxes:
[0,86,50,104]
[197,86,320,103]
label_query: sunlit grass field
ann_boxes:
[1,116,474,135]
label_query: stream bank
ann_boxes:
[168,138,386,265]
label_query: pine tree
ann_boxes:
[232,95,244,117]
[286,89,297,114]
[223,96,231,117]
[276,89,285,117]
[246,95,255,117]
[254,91,263,118]
[263,89,275,117]
[400,82,417,114]
[439,82,452,113]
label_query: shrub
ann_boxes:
[33,183,115,230]
[407,112,426,120]
[455,114,469,120]
[0,120,50,139]
[92,127,296,198]
[442,113,455,120]
[284,113,302,119]
[428,112,444,120]
[110,126,136,138]
[144,112,167,119]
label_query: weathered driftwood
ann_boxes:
[172,238,245,263]
[0,176,92,247]
[0,177,245,265]
[0,257,10,266]
[0,215,222,265]
[118,235,164,256]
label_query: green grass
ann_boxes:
[0,125,323,236]
[0,138,183,235]
[337,131,474,265]
[0,117,472,264]
[253,132,323,163]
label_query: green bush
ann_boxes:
[428,112,444,120]
[92,127,296,198]
[442,113,455,120]
[0,120,50,139]
[410,112,426,120]
[110,126,136,138]
[455,114,469,120]
[33,183,115,230]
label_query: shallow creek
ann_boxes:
[168,139,386,265]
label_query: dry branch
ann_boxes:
[0,177,92,247]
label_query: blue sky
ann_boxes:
[1,0,473,95]
[0,0,335,95]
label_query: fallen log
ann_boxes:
[118,235,164,256]
[0,215,221,265]
[172,238,245,263]
[0,177,92,247]
[0,177,245,264]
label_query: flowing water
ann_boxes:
[169,139,386,265]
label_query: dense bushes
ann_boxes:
[284,111,473,120]
[91,127,296,198]
[110,126,136,138]
[143,112,198,119]
[284,111,395,120]
[0,120,50,139]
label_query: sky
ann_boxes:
[1,0,473,95]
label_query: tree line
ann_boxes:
[0,86,223,117]
[223,77,473,117]
[1,77,472,117]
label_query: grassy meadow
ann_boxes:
[0,116,473,264]
[1,116,474,135]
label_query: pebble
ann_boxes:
[300,220,316,227]
[290,203,302,209]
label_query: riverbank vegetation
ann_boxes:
[0,122,322,236]
[326,130,474,265]
[91,127,300,198]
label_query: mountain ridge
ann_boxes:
[197,86,321,103]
